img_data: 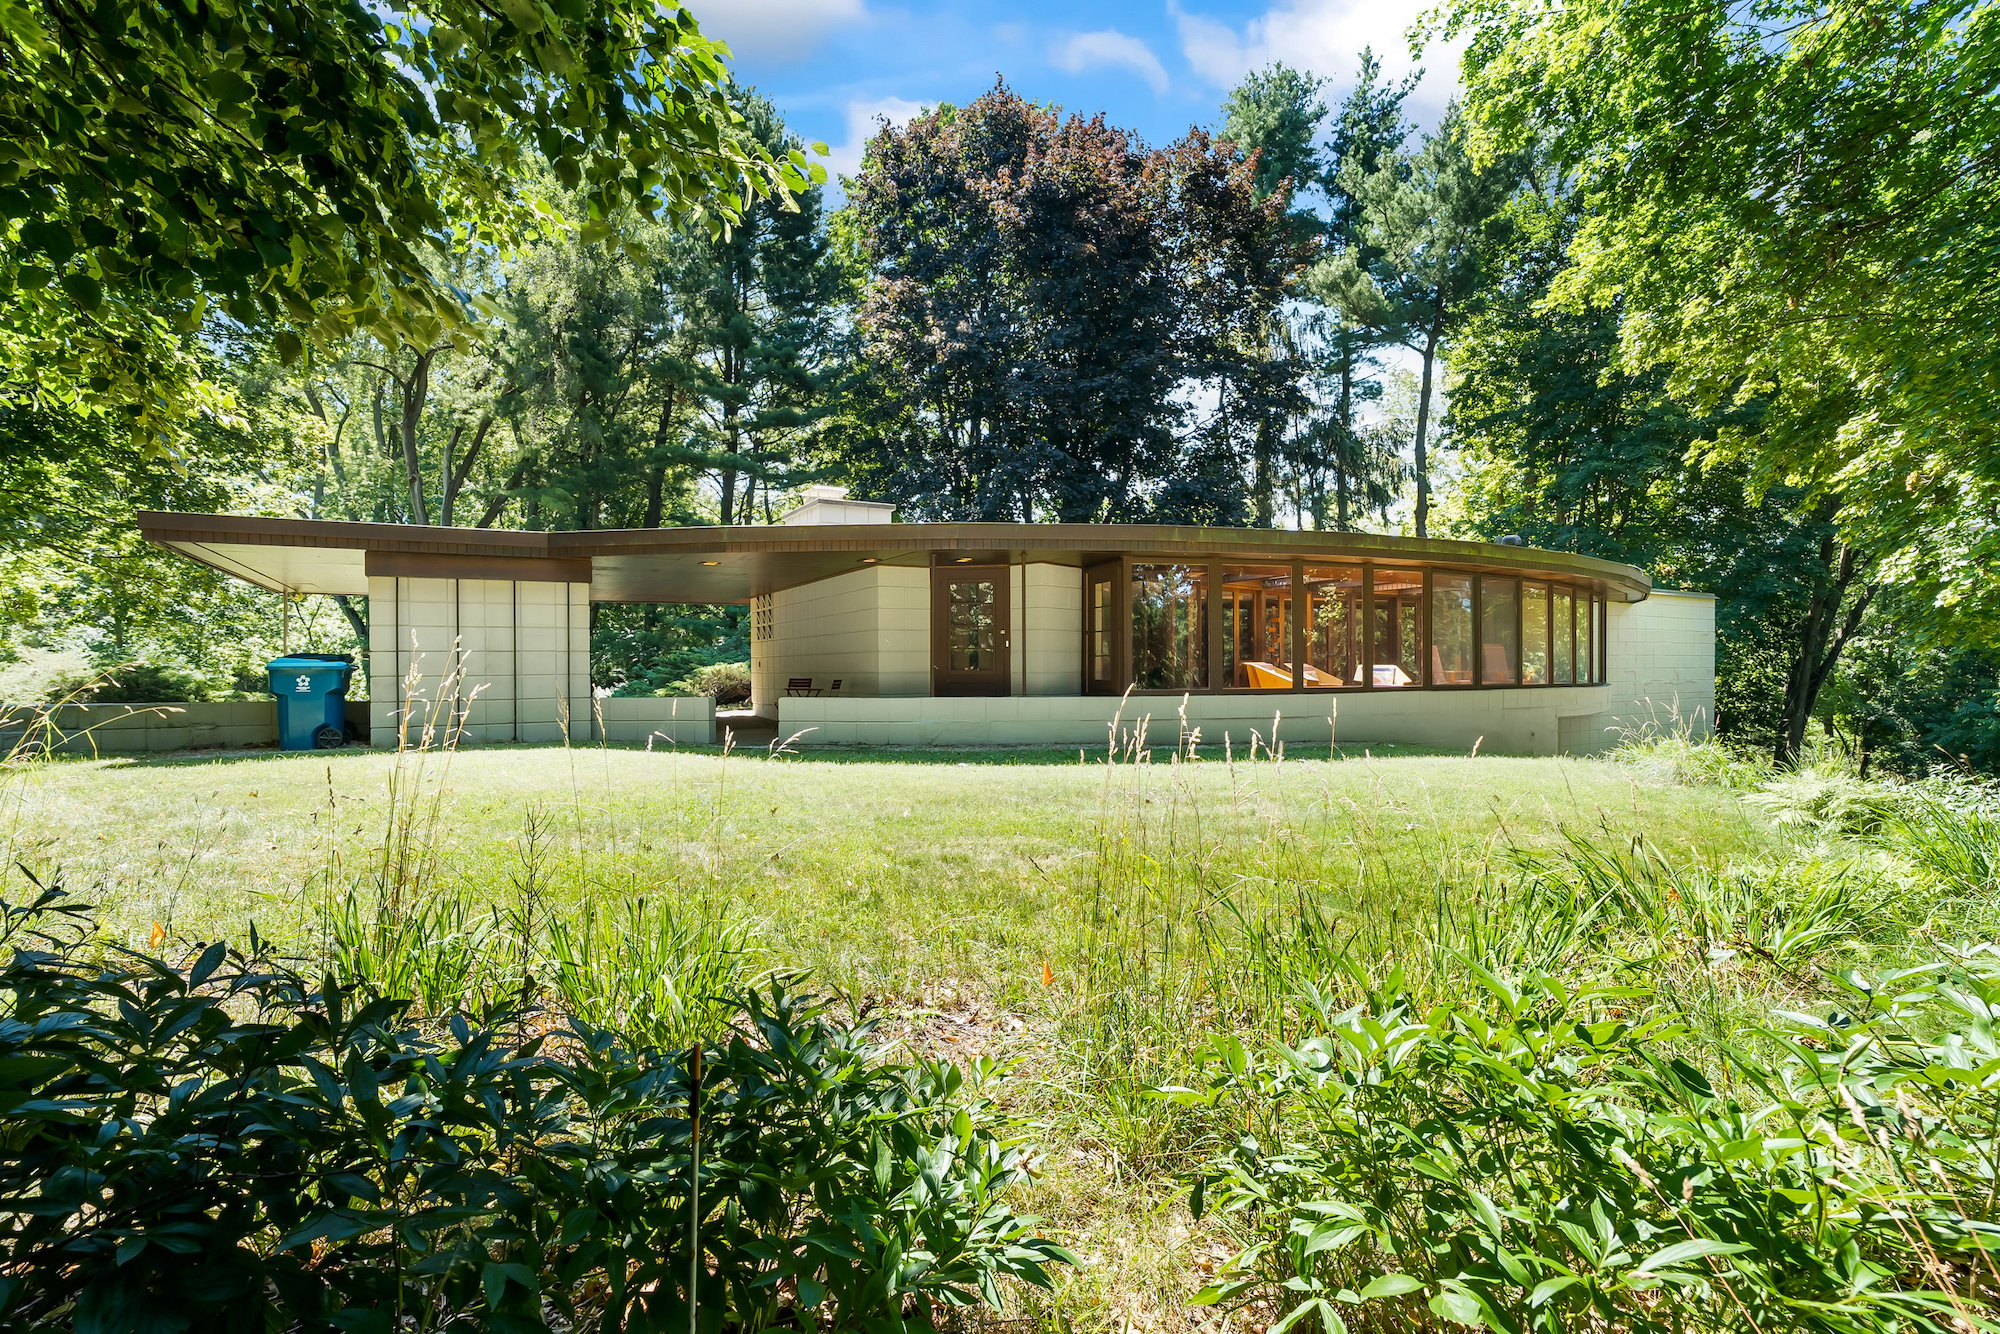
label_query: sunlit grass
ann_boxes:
[2,739,1811,1328]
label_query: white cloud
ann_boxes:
[1171,0,1467,121]
[1051,30,1172,95]
[693,0,869,65]
[826,95,927,182]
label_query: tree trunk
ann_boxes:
[399,350,434,524]
[1410,318,1441,539]
[1252,414,1276,528]
[439,414,495,529]
[333,593,368,649]
[1775,521,1875,765]
[1334,336,1354,529]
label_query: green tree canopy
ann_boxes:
[1446,0,2000,630]
[0,0,818,438]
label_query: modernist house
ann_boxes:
[139,488,1713,753]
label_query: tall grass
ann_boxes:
[310,650,763,1038]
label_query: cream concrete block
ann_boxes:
[518,603,562,631]
[515,648,566,677]
[394,577,451,606]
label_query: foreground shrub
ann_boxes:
[0,886,1069,1333]
[671,661,752,707]
[1166,959,2000,1333]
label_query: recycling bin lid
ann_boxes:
[269,653,355,669]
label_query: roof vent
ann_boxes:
[776,485,897,527]
[1496,534,1526,547]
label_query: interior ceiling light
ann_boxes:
[699,560,720,566]
[860,557,878,564]
[954,556,973,563]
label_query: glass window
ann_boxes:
[1370,568,1423,688]
[946,579,997,671]
[1522,581,1549,684]
[1431,573,1474,685]
[1302,565,1362,689]
[1552,586,1575,684]
[1580,595,1598,684]
[1221,566,1295,689]
[1597,597,1607,682]
[1479,576,1520,685]
[1089,573,1114,687]
[1131,564,1207,690]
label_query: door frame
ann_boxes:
[931,564,1012,696]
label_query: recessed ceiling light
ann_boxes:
[699,560,720,567]
[860,557,878,564]
[954,557,972,563]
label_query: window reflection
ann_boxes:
[1102,559,1605,694]
[1522,581,1549,684]
[1370,569,1422,687]
[1552,586,1575,684]
[1580,595,1598,683]
[1479,576,1520,685]
[1088,571,1115,689]
[1222,566,1295,688]
[1302,566,1361,689]
[1431,573,1474,685]
[946,580,995,671]
[1131,564,1207,690]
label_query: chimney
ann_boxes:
[776,485,897,526]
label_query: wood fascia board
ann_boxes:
[135,512,1656,603]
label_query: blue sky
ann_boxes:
[692,0,1462,182]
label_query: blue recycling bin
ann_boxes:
[267,654,357,751]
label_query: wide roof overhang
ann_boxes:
[135,512,1655,604]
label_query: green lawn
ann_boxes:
[5,742,1771,995]
[2,741,1794,1324]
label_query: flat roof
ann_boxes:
[135,512,1655,604]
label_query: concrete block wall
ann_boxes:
[367,575,591,746]
[4,699,373,754]
[17,701,279,754]
[777,686,1615,753]
[750,565,929,716]
[595,696,716,747]
[1595,590,1717,751]
[1017,563,1083,695]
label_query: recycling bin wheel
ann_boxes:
[312,723,347,750]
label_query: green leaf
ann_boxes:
[1528,1275,1580,1307]
[60,272,103,311]
[1428,1287,1487,1327]
[1358,1274,1424,1299]
[1631,1238,1752,1276]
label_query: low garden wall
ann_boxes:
[3,700,370,755]
[593,696,715,747]
[775,688,1622,755]
[4,696,716,754]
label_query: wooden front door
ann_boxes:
[932,566,1011,696]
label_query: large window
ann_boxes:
[1102,557,1606,695]
[1222,566,1295,689]
[1479,576,1520,685]
[1303,566,1361,689]
[1431,573,1474,685]
[1552,586,1575,684]
[1371,569,1423,687]
[1580,595,1599,684]
[1131,564,1207,690]
[1087,567,1116,692]
[1522,581,1549,684]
